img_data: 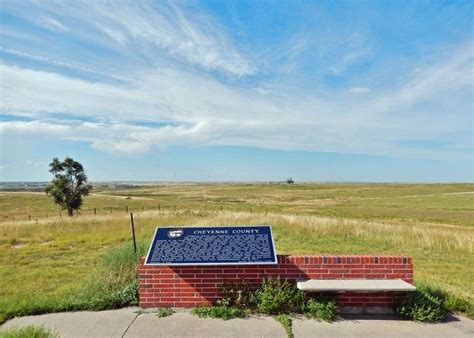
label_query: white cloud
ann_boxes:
[0,120,71,134]
[0,2,471,161]
[38,16,68,32]
[327,32,373,75]
[0,45,471,160]
[25,161,48,168]
[0,47,128,82]
[97,25,128,46]
[17,1,255,77]
[370,44,473,115]
[349,87,371,94]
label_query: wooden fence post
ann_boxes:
[130,213,137,254]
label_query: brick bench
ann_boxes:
[139,255,414,312]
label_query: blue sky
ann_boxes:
[0,0,472,182]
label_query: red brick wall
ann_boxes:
[139,255,413,309]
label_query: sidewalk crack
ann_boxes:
[122,312,140,337]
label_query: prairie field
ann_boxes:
[0,183,473,321]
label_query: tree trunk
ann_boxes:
[68,207,73,217]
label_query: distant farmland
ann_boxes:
[0,183,473,321]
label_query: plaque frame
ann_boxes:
[144,225,278,266]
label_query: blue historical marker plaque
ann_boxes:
[145,225,277,266]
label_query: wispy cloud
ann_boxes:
[0,47,129,82]
[25,160,48,168]
[0,0,472,164]
[38,16,68,32]
[1,39,471,160]
[96,25,128,46]
[45,1,255,77]
[349,87,371,94]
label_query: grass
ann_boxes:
[1,183,473,225]
[0,183,473,322]
[275,314,294,338]
[0,325,59,338]
[0,240,146,323]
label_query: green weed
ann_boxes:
[396,285,446,322]
[303,298,337,321]
[253,277,305,315]
[191,306,251,320]
[275,314,294,338]
[218,280,255,309]
[155,308,175,318]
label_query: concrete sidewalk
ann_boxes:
[2,307,474,338]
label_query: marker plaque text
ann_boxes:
[145,225,277,265]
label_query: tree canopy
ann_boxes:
[45,157,92,216]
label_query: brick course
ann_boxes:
[139,255,413,309]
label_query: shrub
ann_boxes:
[253,277,305,314]
[218,280,255,309]
[303,298,337,322]
[0,325,59,338]
[155,308,175,318]
[191,306,251,320]
[396,286,446,322]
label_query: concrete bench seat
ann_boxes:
[297,279,416,292]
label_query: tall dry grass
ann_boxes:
[1,209,473,318]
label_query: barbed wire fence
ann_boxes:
[1,203,272,223]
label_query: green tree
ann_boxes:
[45,157,92,216]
